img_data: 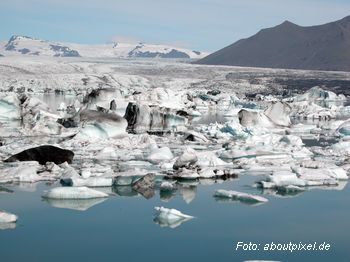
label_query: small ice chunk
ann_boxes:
[154,206,194,228]
[42,186,108,199]
[214,189,268,203]
[0,210,18,223]
[268,171,306,187]
[173,147,198,170]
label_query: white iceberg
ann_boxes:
[42,186,109,199]
[147,145,174,164]
[214,189,268,203]
[173,147,198,170]
[154,206,194,228]
[0,94,21,120]
[0,210,18,223]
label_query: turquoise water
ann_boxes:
[0,175,349,262]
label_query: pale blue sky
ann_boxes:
[1,0,350,51]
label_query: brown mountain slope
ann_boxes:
[196,16,350,71]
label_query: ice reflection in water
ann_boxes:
[44,198,107,211]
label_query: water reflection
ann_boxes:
[112,186,139,197]
[0,222,17,230]
[260,188,305,198]
[179,184,197,204]
[153,215,192,228]
[44,198,107,211]
[0,185,14,194]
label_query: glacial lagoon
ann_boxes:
[0,175,349,262]
[1,58,350,262]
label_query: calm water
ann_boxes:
[0,175,349,262]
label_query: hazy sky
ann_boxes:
[1,0,350,51]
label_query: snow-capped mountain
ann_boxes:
[0,35,207,59]
[3,36,81,57]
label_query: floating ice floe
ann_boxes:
[258,168,346,189]
[0,210,18,223]
[42,186,109,199]
[214,189,268,204]
[293,167,348,181]
[153,206,194,228]
[0,161,42,183]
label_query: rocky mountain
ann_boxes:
[0,35,207,59]
[196,16,350,71]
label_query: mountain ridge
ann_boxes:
[0,35,208,59]
[196,16,350,71]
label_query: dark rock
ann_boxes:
[19,48,30,54]
[128,48,190,59]
[132,173,155,199]
[132,91,142,95]
[176,110,189,117]
[207,90,221,96]
[110,100,117,110]
[0,186,14,194]
[4,145,74,165]
[50,44,80,57]
[57,118,78,128]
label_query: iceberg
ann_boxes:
[124,102,186,133]
[42,186,109,199]
[264,101,292,127]
[214,189,268,204]
[173,147,198,170]
[0,210,18,223]
[147,145,174,164]
[0,94,21,120]
[153,206,194,228]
